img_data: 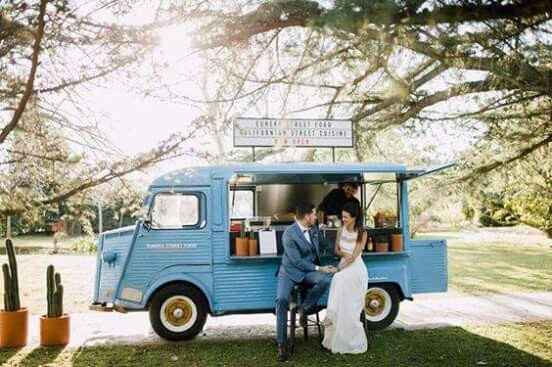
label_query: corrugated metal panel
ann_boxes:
[212,234,228,262]
[121,230,212,292]
[408,240,448,294]
[213,262,279,311]
[98,232,133,303]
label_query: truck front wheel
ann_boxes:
[149,284,208,341]
[362,284,400,330]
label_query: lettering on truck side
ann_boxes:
[145,243,198,250]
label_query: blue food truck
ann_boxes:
[91,162,449,341]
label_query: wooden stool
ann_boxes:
[288,285,323,354]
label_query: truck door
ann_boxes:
[408,239,448,293]
[399,163,453,294]
[115,188,211,305]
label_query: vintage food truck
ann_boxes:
[91,162,449,341]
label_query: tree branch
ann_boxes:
[200,0,552,48]
[0,0,48,145]
[459,134,552,182]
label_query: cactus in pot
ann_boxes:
[235,221,250,256]
[2,239,21,311]
[41,264,69,346]
[240,223,247,239]
[1,239,28,348]
[46,265,64,318]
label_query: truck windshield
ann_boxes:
[151,192,199,228]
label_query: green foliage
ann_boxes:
[0,181,144,237]
[46,265,64,318]
[2,239,21,311]
[239,222,247,239]
[461,201,475,221]
[465,146,552,237]
[317,0,400,31]
[507,190,552,238]
[477,191,519,227]
[71,237,97,254]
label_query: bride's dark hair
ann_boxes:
[342,201,363,233]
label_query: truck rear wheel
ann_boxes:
[149,284,208,341]
[362,284,400,330]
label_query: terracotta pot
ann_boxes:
[375,242,389,253]
[235,237,249,256]
[248,238,258,256]
[40,314,70,346]
[0,308,28,347]
[391,234,403,252]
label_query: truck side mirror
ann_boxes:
[143,214,152,232]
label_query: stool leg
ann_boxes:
[303,314,308,341]
[316,312,322,344]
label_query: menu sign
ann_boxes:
[233,118,353,147]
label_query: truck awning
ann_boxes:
[399,162,456,181]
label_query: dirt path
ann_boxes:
[13,290,552,348]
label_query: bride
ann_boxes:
[322,201,368,354]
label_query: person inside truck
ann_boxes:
[317,182,360,224]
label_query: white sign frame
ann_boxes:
[233,117,354,148]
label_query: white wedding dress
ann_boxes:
[322,227,368,354]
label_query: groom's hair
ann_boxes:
[295,202,315,219]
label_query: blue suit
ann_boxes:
[275,222,332,345]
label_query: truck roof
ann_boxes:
[149,162,422,187]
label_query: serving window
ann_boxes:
[227,171,406,258]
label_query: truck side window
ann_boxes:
[151,192,200,229]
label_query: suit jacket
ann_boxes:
[279,222,321,282]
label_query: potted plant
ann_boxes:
[0,239,28,348]
[40,265,70,346]
[248,232,258,256]
[373,211,385,228]
[373,209,397,228]
[374,235,389,253]
[391,233,403,252]
[235,223,249,256]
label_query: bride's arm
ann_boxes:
[339,231,367,270]
[351,231,367,261]
[334,230,346,257]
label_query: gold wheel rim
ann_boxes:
[163,298,193,327]
[364,289,386,317]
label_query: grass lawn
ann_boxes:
[448,241,552,294]
[1,321,551,367]
[416,228,552,295]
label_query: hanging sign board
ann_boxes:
[233,117,353,148]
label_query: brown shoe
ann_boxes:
[277,344,288,362]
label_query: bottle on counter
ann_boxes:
[365,235,373,252]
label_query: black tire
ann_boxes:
[362,284,400,330]
[149,283,208,341]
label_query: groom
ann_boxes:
[275,202,337,362]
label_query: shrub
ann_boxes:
[71,237,97,254]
